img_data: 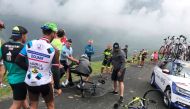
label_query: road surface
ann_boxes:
[0,63,168,109]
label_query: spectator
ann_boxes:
[60,30,67,45]
[139,49,148,67]
[153,51,159,63]
[85,40,94,61]
[100,44,112,75]
[110,42,126,103]
[60,39,79,87]
[132,50,137,63]
[122,44,128,60]
[1,26,29,109]
[51,29,66,52]
[137,50,143,67]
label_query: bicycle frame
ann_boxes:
[123,97,145,109]
[119,89,163,109]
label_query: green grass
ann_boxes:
[0,86,12,100]
[91,61,102,75]
[0,75,12,101]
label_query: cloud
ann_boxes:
[1,0,190,51]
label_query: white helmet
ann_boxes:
[81,54,88,59]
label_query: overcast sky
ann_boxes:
[0,0,190,55]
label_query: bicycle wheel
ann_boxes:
[82,82,106,98]
[164,45,171,60]
[143,89,164,109]
[158,46,165,59]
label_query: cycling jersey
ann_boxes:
[0,41,26,84]
[60,45,73,63]
[61,37,67,45]
[103,48,112,60]
[51,38,63,51]
[19,37,59,86]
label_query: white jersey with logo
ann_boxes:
[20,39,55,86]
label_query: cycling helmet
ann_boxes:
[41,22,58,32]
[81,54,88,59]
[10,26,28,39]
[0,20,5,29]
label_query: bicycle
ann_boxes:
[113,89,167,109]
[171,35,188,61]
[159,35,190,61]
[68,62,107,98]
[159,36,172,59]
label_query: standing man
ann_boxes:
[16,22,62,109]
[122,44,128,60]
[60,29,67,45]
[110,42,126,103]
[0,26,29,109]
[0,20,6,88]
[85,40,94,61]
[51,29,66,52]
[60,39,79,87]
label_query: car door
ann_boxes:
[154,62,165,88]
[159,62,173,90]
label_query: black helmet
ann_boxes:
[113,42,119,49]
[57,29,66,38]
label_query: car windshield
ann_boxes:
[172,63,190,78]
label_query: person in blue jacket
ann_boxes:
[84,40,94,61]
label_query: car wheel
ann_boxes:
[164,88,172,108]
[150,73,155,87]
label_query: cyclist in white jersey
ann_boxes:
[16,22,62,109]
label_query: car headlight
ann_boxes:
[173,82,190,97]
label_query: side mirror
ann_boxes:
[162,69,170,74]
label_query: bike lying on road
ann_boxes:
[113,89,168,109]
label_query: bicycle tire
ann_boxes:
[142,89,164,109]
[82,83,106,98]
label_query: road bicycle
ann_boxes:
[159,35,190,61]
[113,89,167,109]
[171,35,188,61]
[67,63,107,98]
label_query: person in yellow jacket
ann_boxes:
[100,44,112,76]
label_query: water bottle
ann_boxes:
[6,51,12,61]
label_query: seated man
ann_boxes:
[75,54,92,88]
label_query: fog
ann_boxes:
[0,0,190,57]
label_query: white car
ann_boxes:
[150,60,190,109]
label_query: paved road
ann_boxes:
[0,63,168,109]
